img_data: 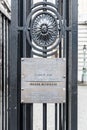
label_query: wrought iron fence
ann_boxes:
[0,2,11,130]
[0,0,78,130]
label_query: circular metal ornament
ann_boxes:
[31,12,58,47]
[26,2,63,57]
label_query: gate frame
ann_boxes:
[66,0,78,130]
[8,0,78,130]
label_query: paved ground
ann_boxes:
[78,85,87,130]
[0,85,87,130]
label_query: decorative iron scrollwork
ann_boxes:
[26,2,63,57]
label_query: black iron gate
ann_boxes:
[0,4,11,130]
[6,0,78,130]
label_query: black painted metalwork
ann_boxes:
[26,2,63,57]
[1,0,78,130]
[0,7,11,130]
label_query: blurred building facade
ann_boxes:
[78,0,87,82]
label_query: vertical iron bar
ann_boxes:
[8,20,11,130]
[23,104,26,130]
[8,0,19,130]
[63,103,66,130]
[69,0,78,129]
[63,0,66,58]
[7,20,9,130]
[55,1,59,130]
[26,1,33,130]
[59,104,62,130]
[43,1,47,129]
[17,32,21,130]
[23,0,27,130]
[59,37,62,130]
[66,0,78,130]
[26,104,33,130]
[66,0,69,130]
[58,0,62,58]
[0,12,2,130]
[43,47,47,130]
[58,1,63,130]
[18,0,23,56]
[2,15,5,130]
[63,0,66,130]
[43,103,47,130]
[18,0,23,129]
[27,0,33,129]
[3,16,6,130]
[5,18,7,130]
[26,0,32,57]
[18,2,23,129]
[23,0,27,57]
[55,103,57,130]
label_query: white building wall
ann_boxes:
[78,0,87,21]
[78,0,87,82]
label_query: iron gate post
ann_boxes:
[8,0,20,130]
[66,0,78,130]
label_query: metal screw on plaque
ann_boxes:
[63,88,65,91]
[21,100,24,103]
[63,75,66,78]
[21,88,24,91]
[21,58,24,61]
[22,74,25,78]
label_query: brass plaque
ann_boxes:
[21,58,66,103]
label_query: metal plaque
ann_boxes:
[21,58,66,103]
